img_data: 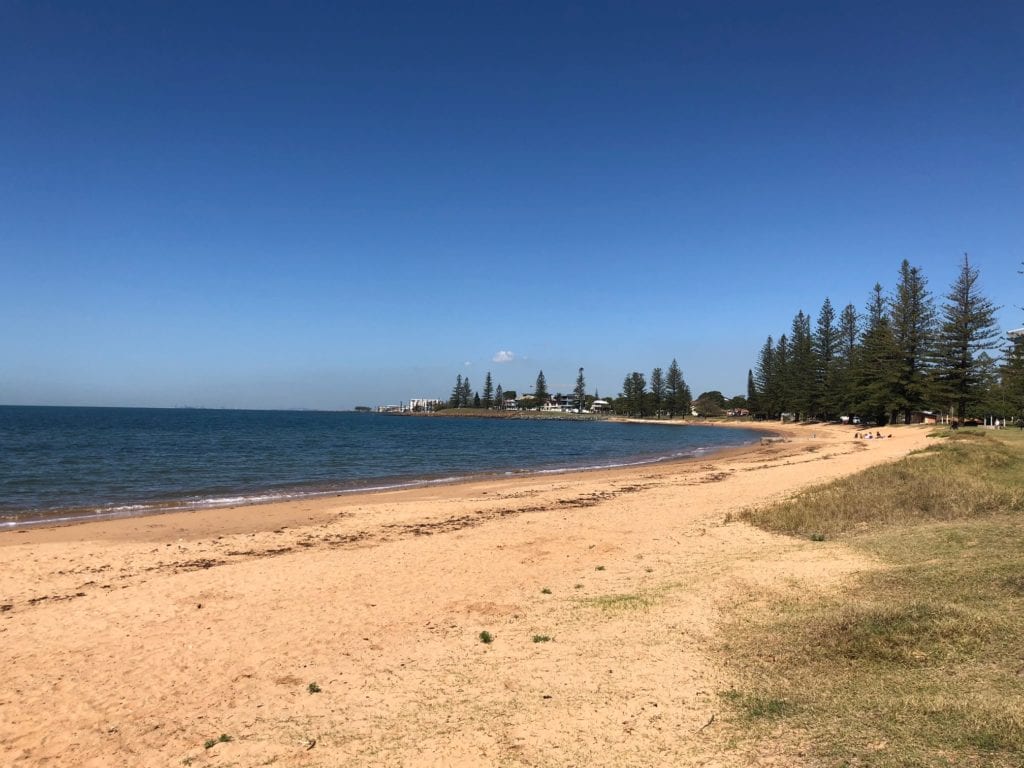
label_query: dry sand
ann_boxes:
[0,423,934,767]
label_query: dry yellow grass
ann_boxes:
[720,430,1024,766]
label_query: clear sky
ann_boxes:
[2,1,1021,409]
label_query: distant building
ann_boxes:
[591,399,610,412]
[409,398,442,412]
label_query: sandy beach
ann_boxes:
[0,423,933,767]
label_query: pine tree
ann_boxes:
[853,284,900,424]
[753,337,775,417]
[813,298,837,420]
[890,260,936,423]
[495,384,504,409]
[473,392,481,408]
[746,369,759,416]
[1001,335,1024,423]
[623,372,647,417]
[649,367,665,418]
[534,370,549,408]
[789,311,814,419]
[574,367,586,413]
[482,372,494,409]
[835,303,860,417]
[933,254,1000,421]
[665,359,690,418]
[450,374,463,408]
[773,334,791,416]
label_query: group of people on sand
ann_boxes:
[855,431,892,439]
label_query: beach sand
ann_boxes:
[0,423,933,767]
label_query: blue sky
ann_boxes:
[2,1,1022,409]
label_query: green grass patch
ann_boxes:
[478,630,494,644]
[532,634,552,643]
[720,431,1024,766]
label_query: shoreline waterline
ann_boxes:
[0,420,780,534]
[0,406,774,531]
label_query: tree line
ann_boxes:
[443,359,697,418]
[749,254,1021,425]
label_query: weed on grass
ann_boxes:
[479,630,493,644]
[720,431,1024,766]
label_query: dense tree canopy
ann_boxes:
[747,255,1009,425]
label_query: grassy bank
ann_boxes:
[719,430,1024,766]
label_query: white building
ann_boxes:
[408,398,443,412]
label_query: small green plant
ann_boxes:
[203,735,230,750]
[574,583,583,589]
[644,566,654,573]
[479,630,494,644]
[307,682,321,693]
[810,532,826,541]
[540,587,552,594]
[595,565,606,571]
[532,634,552,643]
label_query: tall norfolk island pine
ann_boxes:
[891,260,936,423]
[533,370,549,407]
[934,254,1000,421]
[574,367,586,413]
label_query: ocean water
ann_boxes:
[0,406,760,526]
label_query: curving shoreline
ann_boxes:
[1,417,769,533]
[0,422,932,766]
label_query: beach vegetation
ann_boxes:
[533,370,549,408]
[932,254,1001,421]
[482,371,494,409]
[648,367,664,417]
[574,367,587,414]
[540,587,551,594]
[747,254,1008,427]
[720,430,1024,765]
[203,734,232,749]
[579,592,651,611]
[307,682,321,693]
[478,630,494,644]
[665,358,692,417]
[532,634,552,643]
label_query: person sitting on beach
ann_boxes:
[865,432,873,439]
[854,432,860,439]
[875,431,882,439]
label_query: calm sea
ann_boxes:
[0,406,760,527]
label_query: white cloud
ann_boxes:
[492,350,515,363]
[464,361,472,367]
